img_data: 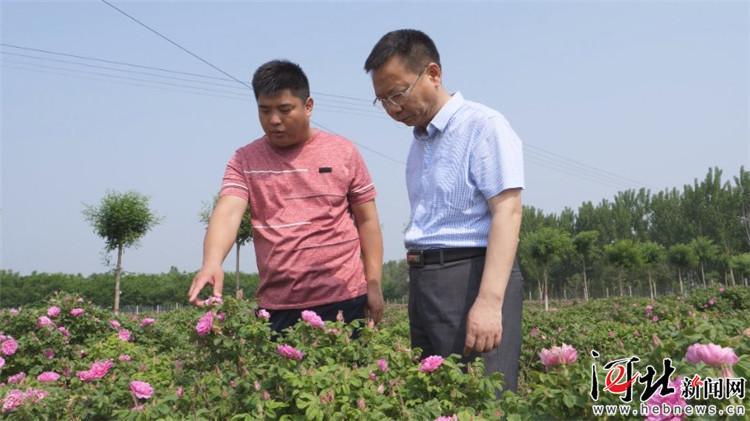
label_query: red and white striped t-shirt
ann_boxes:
[220,130,377,309]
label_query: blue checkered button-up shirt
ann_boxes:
[404,92,525,249]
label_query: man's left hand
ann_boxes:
[464,295,503,355]
[365,282,385,325]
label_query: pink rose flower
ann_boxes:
[707,297,716,306]
[1,389,24,413]
[43,349,54,360]
[257,309,271,320]
[47,306,61,318]
[529,327,540,337]
[176,386,184,397]
[119,354,132,362]
[301,310,325,329]
[140,318,155,327]
[109,320,121,329]
[8,372,26,384]
[0,389,45,413]
[37,372,60,383]
[276,344,304,361]
[76,359,113,382]
[685,343,739,367]
[217,312,226,322]
[377,359,389,372]
[539,343,578,369]
[195,311,214,336]
[435,416,458,421]
[652,316,659,322]
[9,309,19,316]
[719,287,725,293]
[118,329,132,342]
[130,380,154,399]
[0,357,4,369]
[58,326,70,337]
[419,355,444,373]
[1,338,18,356]
[37,316,54,328]
[645,377,687,421]
[70,308,85,317]
[203,295,223,307]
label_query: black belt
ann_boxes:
[406,247,486,267]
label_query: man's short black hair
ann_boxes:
[251,60,310,101]
[364,29,441,73]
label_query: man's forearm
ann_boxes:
[357,218,383,284]
[477,192,522,306]
[202,197,246,268]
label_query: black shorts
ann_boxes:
[267,294,367,333]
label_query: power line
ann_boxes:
[0,57,385,118]
[0,44,377,111]
[1,42,648,189]
[4,58,646,190]
[525,144,652,189]
[18,1,653,188]
[100,0,252,90]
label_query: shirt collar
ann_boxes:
[414,91,464,140]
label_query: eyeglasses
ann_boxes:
[372,67,426,110]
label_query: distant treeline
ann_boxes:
[0,265,410,308]
[0,267,260,308]
[3,166,747,308]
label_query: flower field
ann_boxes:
[1,287,748,420]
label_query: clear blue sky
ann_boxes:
[2,1,748,276]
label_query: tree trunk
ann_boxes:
[235,241,242,299]
[114,244,123,314]
[678,269,685,296]
[582,260,589,302]
[543,267,549,312]
[606,287,609,298]
[729,267,736,286]
[648,270,655,300]
[628,284,632,297]
[700,262,706,288]
[537,279,543,302]
[619,269,625,296]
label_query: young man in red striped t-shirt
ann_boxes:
[188,60,384,331]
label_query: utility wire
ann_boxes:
[1,42,647,189]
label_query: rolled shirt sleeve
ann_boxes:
[470,115,525,200]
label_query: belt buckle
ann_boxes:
[406,250,424,267]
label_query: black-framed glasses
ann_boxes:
[372,67,426,110]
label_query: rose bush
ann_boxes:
[0,287,747,419]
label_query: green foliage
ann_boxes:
[668,243,699,272]
[2,288,748,419]
[82,190,161,252]
[0,270,259,308]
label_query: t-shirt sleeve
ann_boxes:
[219,150,250,201]
[347,145,377,205]
[469,115,525,200]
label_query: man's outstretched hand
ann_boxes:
[188,265,224,306]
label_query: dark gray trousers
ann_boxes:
[408,256,523,392]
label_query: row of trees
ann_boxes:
[519,167,750,310]
[79,192,252,313]
[0,267,260,309]
[7,166,745,310]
